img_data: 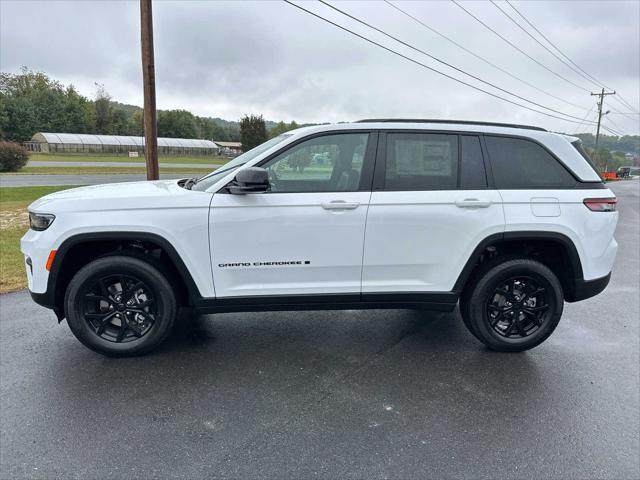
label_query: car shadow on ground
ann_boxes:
[43,307,545,409]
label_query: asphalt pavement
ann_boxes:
[27,161,220,169]
[1,181,638,479]
[0,173,193,187]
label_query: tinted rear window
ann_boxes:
[485,136,576,189]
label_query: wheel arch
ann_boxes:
[454,231,584,301]
[45,232,201,319]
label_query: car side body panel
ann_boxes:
[362,189,505,292]
[499,188,618,281]
[209,191,372,297]
[21,180,215,298]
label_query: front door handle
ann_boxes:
[321,200,360,210]
[455,198,492,208]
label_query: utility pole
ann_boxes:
[141,0,159,180]
[590,88,616,170]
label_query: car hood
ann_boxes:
[29,179,212,213]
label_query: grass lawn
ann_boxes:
[0,228,29,293]
[0,185,82,293]
[29,153,229,165]
[4,166,212,175]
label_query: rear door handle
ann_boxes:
[455,198,492,208]
[321,200,360,210]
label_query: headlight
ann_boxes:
[29,212,55,231]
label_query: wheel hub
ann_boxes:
[81,274,156,343]
[486,276,550,339]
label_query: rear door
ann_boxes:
[209,131,376,298]
[361,131,505,294]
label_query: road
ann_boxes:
[1,181,638,479]
[0,173,194,187]
[27,161,221,169]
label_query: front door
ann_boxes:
[210,131,376,298]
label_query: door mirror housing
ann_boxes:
[228,167,269,194]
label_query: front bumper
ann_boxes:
[21,229,53,295]
[29,290,64,320]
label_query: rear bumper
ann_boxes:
[568,272,611,302]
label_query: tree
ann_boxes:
[268,120,299,139]
[157,109,198,138]
[131,110,144,136]
[240,114,267,151]
[0,141,29,171]
[0,67,95,141]
[63,86,93,134]
[0,96,8,138]
[109,109,131,135]
[94,83,113,134]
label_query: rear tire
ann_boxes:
[65,255,177,357]
[461,258,563,352]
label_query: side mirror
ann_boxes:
[228,167,269,194]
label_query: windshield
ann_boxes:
[192,134,293,191]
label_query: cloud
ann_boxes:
[1,0,638,134]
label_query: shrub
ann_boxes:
[0,141,29,172]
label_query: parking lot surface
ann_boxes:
[1,181,638,479]
[0,173,190,187]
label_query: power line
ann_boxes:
[505,0,640,114]
[612,97,640,114]
[383,0,589,113]
[316,0,596,123]
[608,94,640,114]
[609,109,640,123]
[601,124,624,137]
[572,103,597,135]
[490,0,599,90]
[504,0,604,88]
[591,88,617,160]
[605,116,632,137]
[451,0,592,93]
[283,1,600,125]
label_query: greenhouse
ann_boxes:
[27,133,220,156]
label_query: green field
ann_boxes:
[28,153,229,165]
[0,185,82,208]
[0,185,82,293]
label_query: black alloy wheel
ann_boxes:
[461,257,564,352]
[486,276,550,338]
[65,255,177,357]
[82,274,157,343]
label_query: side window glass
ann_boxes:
[385,133,458,191]
[485,136,576,189]
[262,133,369,193]
[460,135,487,189]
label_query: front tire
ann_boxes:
[65,256,177,357]
[462,258,563,352]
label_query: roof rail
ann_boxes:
[354,119,547,132]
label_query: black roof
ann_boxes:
[354,119,547,132]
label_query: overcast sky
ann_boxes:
[1,0,639,134]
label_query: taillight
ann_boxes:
[583,197,617,212]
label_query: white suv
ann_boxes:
[21,120,618,356]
